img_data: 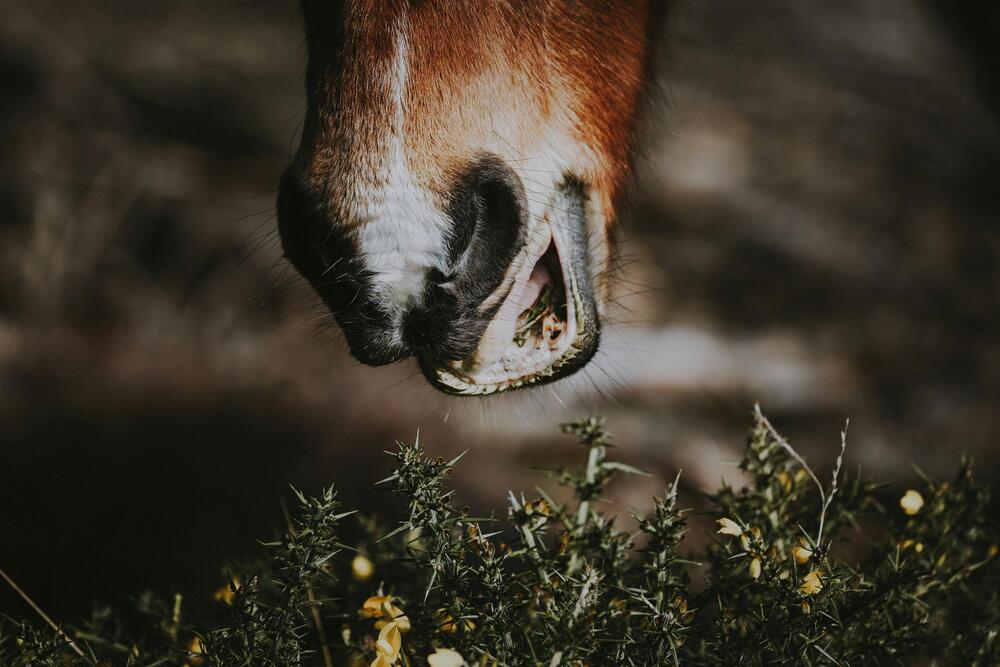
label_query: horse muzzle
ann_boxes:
[277,155,601,395]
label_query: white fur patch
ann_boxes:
[352,14,450,329]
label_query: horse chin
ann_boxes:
[420,183,600,396]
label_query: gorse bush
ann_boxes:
[3,408,999,666]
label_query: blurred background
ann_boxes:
[1,0,998,619]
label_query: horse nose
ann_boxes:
[401,155,528,361]
[444,155,527,279]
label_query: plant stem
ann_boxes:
[0,565,94,666]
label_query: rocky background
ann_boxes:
[1,0,998,619]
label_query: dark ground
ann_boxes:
[1,0,998,620]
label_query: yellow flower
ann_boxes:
[800,600,812,615]
[738,526,761,552]
[213,576,241,605]
[989,544,999,559]
[371,622,402,667]
[427,647,466,667]
[748,556,762,581]
[361,595,389,617]
[183,636,205,667]
[361,595,411,632]
[792,539,813,565]
[438,609,475,634]
[352,554,375,582]
[777,470,793,494]
[799,569,824,596]
[717,518,743,537]
[524,499,552,516]
[671,595,695,623]
[900,489,924,516]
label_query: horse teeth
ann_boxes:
[542,315,564,349]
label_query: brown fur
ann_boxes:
[300,0,660,234]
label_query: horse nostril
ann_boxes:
[443,154,527,297]
[448,159,524,269]
[398,155,530,363]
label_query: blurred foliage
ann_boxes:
[3,410,998,666]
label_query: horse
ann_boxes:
[277,0,667,395]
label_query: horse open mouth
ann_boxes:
[422,183,600,395]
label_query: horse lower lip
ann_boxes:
[466,225,554,364]
[425,262,578,395]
